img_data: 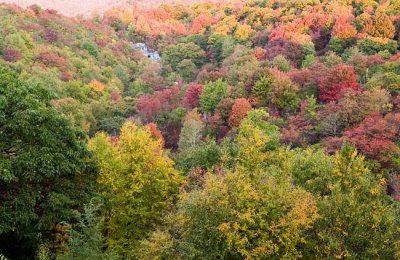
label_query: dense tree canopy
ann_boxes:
[0,67,93,258]
[2,0,400,258]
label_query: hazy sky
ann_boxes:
[1,0,133,16]
[1,0,207,16]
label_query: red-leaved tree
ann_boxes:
[228,98,252,127]
[37,51,68,70]
[344,113,400,163]
[147,122,165,147]
[43,27,60,43]
[183,84,204,109]
[281,99,317,146]
[136,86,180,121]
[324,113,400,164]
[2,48,22,62]
[331,15,357,39]
[265,39,303,66]
[318,64,360,102]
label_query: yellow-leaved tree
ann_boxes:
[88,122,182,257]
[236,109,280,173]
[89,79,105,92]
[137,110,318,259]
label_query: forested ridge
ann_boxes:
[1,0,400,259]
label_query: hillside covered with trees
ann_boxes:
[1,0,400,259]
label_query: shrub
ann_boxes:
[43,27,59,43]
[2,47,21,62]
[81,41,100,58]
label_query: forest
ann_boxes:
[1,0,400,259]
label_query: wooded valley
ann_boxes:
[1,0,400,258]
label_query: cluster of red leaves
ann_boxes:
[43,27,60,43]
[136,86,180,121]
[37,51,68,70]
[289,63,328,88]
[110,41,131,58]
[318,64,360,102]
[60,71,73,82]
[344,113,400,161]
[147,122,165,147]
[141,62,164,91]
[393,95,400,112]
[196,65,228,83]
[206,113,230,141]
[183,84,204,109]
[191,13,216,34]
[2,47,22,62]
[348,54,385,76]
[388,174,400,202]
[111,89,121,102]
[325,113,400,163]
[161,123,182,150]
[265,39,304,66]
[331,15,357,39]
[228,98,252,127]
[254,47,265,61]
[281,99,317,146]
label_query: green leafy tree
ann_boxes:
[209,36,227,65]
[176,59,197,82]
[199,79,229,114]
[268,75,300,112]
[0,68,92,258]
[175,140,222,174]
[301,54,316,68]
[59,199,112,260]
[162,170,317,259]
[291,146,400,259]
[357,38,398,55]
[253,72,299,112]
[162,42,205,69]
[81,41,100,59]
[253,73,274,103]
[328,37,348,54]
[366,72,400,93]
[268,54,291,72]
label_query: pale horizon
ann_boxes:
[0,0,214,16]
[1,0,135,16]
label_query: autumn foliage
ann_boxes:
[37,51,68,69]
[89,79,105,92]
[331,16,357,39]
[343,113,400,163]
[228,98,252,127]
[364,13,395,39]
[318,64,360,102]
[136,86,180,121]
[43,27,60,42]
[3,0,400,259]
[147,122,165,146]
[183,84,204,109]
[2,47,22,62]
